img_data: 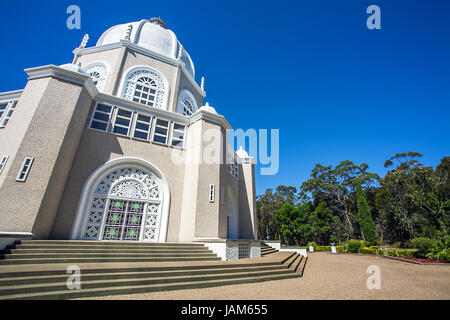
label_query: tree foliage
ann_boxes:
[257,154,449,246]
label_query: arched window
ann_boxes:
[176,88,198,116]
[83,62,109,92]
[121,67,169,110]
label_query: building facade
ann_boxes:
[0,18,259,259]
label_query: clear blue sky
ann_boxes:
[0,0,449,195]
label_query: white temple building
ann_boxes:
[0,18,260,260]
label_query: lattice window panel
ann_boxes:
[83,166,162,241]
[238,243,250,259]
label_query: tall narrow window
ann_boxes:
[90,104,113,132]
[0,156,8,174]
[152,119,169,144]
[133,114,152,140]
[171,123,185,148]
[209,184,215,203]
[0,101,17,128]
[112,109,133,136]
[16,157,34,182]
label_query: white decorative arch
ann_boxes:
[176,88,198,116]
[70,157,170,242]
[227,186,239,239]
[83,61,110,92]
[119,65,170,110]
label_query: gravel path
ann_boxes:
[78,252,450,300]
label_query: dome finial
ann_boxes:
[149,17,166,29]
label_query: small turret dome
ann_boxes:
[96,18,195,77]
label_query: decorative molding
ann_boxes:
[0,90,22,103]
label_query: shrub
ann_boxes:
[387,249,398,257]
[392,242,402,249]
[347,239,362,253]
[376,249,386,256]
[443,235,450,248]
[316,246,332,252]
[369,246,379,250]
[411,238,438,258]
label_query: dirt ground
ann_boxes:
[79,252,450,300]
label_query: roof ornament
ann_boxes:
[72,34,89,64]
[177,44,183,60]
[124,24,133,40]
[79,34,89,49]
[201,76,205,92]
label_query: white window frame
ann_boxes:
[132,113,152,141]
[16,157,34,182]
[0,156,8,174]
[170,123,185,148]
[209,184,215,203]
[89,103,113,132]
[0,101,17,128]
[152,118,170,145]
[112,108,133,136]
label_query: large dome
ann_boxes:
[96,18,195,77]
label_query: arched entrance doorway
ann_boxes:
[70,158,170,242]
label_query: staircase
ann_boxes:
[260,243,279,256]
[260,242,308,276]
[0,240,305,300]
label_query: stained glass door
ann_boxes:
[101,199,145,241]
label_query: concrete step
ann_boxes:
[7,245,209,252]
[297,256,308,277]
[18,240,204,247]
[261,249,278,256]
[3,248,212,254]
[1,252,216,259]
[0,268,294,296]
[283,252,300,269]
[0,256,221,265]
[0,265,287,286]
[0,261,283,278]
[0,272,299,300]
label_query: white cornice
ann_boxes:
[0,89,23,103]
[74,41,206,98]
[25,64,98,98]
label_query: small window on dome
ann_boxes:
[176,89,198,116]
[182,98,194,116]
[84,62,109,92]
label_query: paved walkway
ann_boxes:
[79,252,450,300]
